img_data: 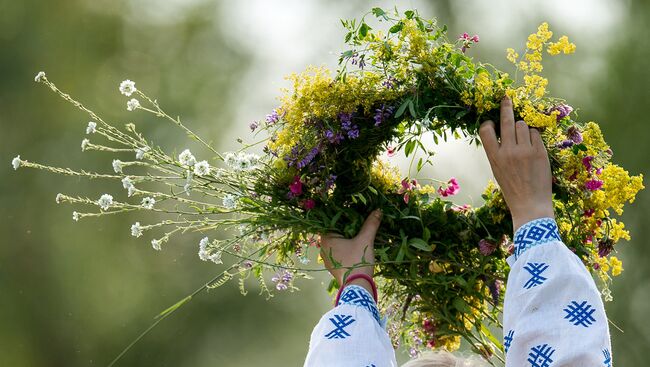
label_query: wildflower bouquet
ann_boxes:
[13,8,643,363]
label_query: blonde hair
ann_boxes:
[401,351,489,367]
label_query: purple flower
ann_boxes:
[488,280,502,304]
[374,104,394,126]
[382,76,397,90]
[249,121,259,131]
[567,126,583,144]
[272,269,293,291]
[297,146,320,169]
[597,238,614,258]
[325,174,337,189]
[265,109,281,124]
[582,156,594,171]
[347,128,360,139]
[549,104,574,121]
[325,130,344,144]
[556,139,574,149]
[339,112,353,129]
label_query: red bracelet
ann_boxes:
[334,273,378,306]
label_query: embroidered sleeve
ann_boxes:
[503,217,612,367]
[303,285,397,367]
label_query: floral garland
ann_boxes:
[12,8,643,363]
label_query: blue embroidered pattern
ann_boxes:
[504,330,514,354]
[325,314,356,339]
[527,344,555,367]
[514,218,561,259]
[603,349,612,367]
[563,300,596,327]
[523,262,549,289]
[338,285,381,324]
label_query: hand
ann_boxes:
[320,209,383,293]
[479,97,554,231]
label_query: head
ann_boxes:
[401,351,489,367]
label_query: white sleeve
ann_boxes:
[503,217,612,367]
[304,284,397,367]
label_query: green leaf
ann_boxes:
[453,297,470,312]
[404,10,415,19]
[330,211,343,228]
[417,157,424,172]
[371,7,385,17]
[404,140,416,157]
[356,193,367,205]
[408,100,417,118]
[389,22,404,34]
[367,186,378,195]
[423,227,431,242]
[395,99,410,118]
[359,23,370,38]
[408,238,433,252]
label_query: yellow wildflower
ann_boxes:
[610,256,623,276]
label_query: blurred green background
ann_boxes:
[1,0,648,366]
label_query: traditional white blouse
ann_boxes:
[304,217,612,367]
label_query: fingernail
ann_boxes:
[374,209,383,219]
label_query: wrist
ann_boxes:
[347,278,375,296]
[511,204,554,232]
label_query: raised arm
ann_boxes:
[480,98,612,366]
[304,210,398,367]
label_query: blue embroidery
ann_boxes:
[338,285,381,324]
[564,300,596,327]
[527,344,555,367]
[514,218,561,259]
[523,262,549,289]
[325,314,355,339]
[504,330,514,354]
[603,349,611,367]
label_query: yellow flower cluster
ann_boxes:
[586,164,644,217]
[370,159,401,192]
[461,71,501,114]
[547,36,576,55]
[271,66,401,154]
[594,255,624,277]
[504,23,575,128]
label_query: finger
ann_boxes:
[478,120,499,159]
[499,97,516,145]
[356,209,383,244]
[515,120,531,146]
[530,128,546,153]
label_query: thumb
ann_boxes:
[356,209,383,244]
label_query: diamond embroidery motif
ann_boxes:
[325,314,356,339]
[603,349,612,367]
[563,300,596,327]
[504,330,514,354]
[338,285,381,324]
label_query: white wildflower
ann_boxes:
[198,237,210,261]
[119,79,137,96]
[121,176,134,189]
[141,197,155,209]
[244,153,260,169]
[81,139,90,151]
[209,252,223,264]
[135,147,149,160]
[34,71,45,82]
[55,193,63,204]
[151,239,162,251]
[183,169,193,195]
[178,149,196,167]
[11,155,21,170]
[222,194,238,209]
[72,211,80,221]
[131,222,143,237]
[224,152,238,168]
[128,185,137,197]
[97,194,113,210]
[126,98,140,111]
[112,159,124,173]
[86,121,97,134]
[193,160,211,176]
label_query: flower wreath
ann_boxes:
[13,7,643,362]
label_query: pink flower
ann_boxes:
[452,204,471,212]
[585,179,603,191]
[387,146,396,157]
[403,192,410,204]
[289,176,303,196]
[459,32,480,53]
[583,209,595,217]
[478,239,497,256]
[302,198,316,210]
[438,177,460,197]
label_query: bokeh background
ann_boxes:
[1,0,648,366]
